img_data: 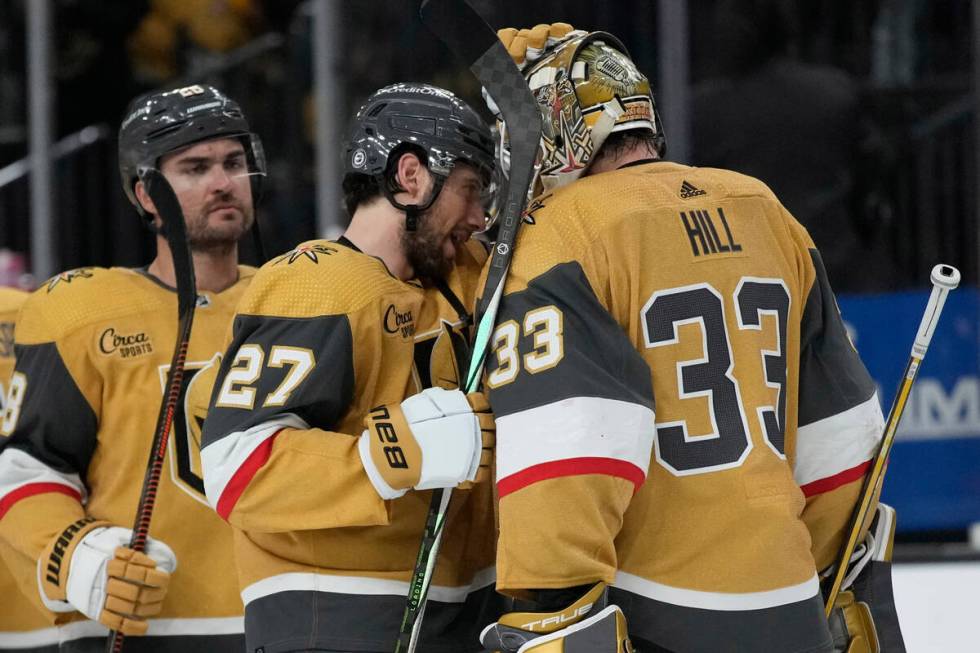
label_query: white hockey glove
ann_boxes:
[480,582,634,653]
[39,519,177,635]
[358,387,494,500]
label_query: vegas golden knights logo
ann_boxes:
[413,320,471,391]
[160,355,221,504]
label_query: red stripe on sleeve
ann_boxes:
[800,459,872,497]
[497,457,647,499]
[0,483,82,520]
[215,429,283,520]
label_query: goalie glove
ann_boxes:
[483,23,585,119]
[497,23,579,67]
[39,520,177,636]
[480,582,634,653]
[358,387,494,500]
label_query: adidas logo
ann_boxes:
[680,180,707,199]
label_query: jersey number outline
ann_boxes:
[215,344,315,409]
[487,305,564,389]
[0,372,27,436]
[642,279,789,476]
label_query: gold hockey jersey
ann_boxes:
[0,267,254,652]
[201,238,502,653]
[0,286,58,653]
[485,161,883,653]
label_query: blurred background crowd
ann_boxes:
[0,0,973,295]
[0,0,977,539]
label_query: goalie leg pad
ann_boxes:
[829,591,878,653]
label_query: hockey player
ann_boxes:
[200,83,502,652]
[0,286,58,653]
[0,84,262,652]
[476,26,886,653]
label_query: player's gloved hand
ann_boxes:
[497,23,577,67]
[39,520,177,635]
[359,387,495,500]
[480,582,634,653]
[484,23,582,120]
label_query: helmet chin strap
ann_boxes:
[382,173,447,231]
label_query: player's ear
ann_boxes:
[134,180,157,215]
[394,152,428,201]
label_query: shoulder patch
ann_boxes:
[45,267,96,293]
[273,243,339,266]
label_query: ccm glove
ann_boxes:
[39,520,177,635]
[359,387,494,500]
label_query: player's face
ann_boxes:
[158,138,255,253]
[404,163,488,280]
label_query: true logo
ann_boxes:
[99,328,153,358]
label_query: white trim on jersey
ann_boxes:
[240,567,496,606]
[54,616,244,641]
[0,625,59,648]
[200,413,309,510]
[495,396,655,483]
[793,392,883,487]
[613,570,820,611]
[0,448,86,506]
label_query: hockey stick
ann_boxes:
[107,170,198,653]
[395,1,543,651]
[824,263,960,616]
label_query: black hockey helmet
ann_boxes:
[342,83,495,229]
[118,83,266,224]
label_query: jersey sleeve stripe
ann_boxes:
[498,457,646,498]
[793,392,883,488]
[799,459,871,497]
[201,414,309,517]
[496,395,655,490]
[0,448,86,519]
[0,482,82,520]
[214,428,283,520]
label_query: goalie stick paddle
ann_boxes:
[824,263,960,617]
[396,1,543,651]
[107,170,198,653]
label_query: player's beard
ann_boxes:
[403,212,453,281]
[186,195,253,255]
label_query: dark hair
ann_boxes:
[592,130,662,168]
[341,144,428,217]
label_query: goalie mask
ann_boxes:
[343,83,496,230]
[500,31,665,199]
[118,84,266,227]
